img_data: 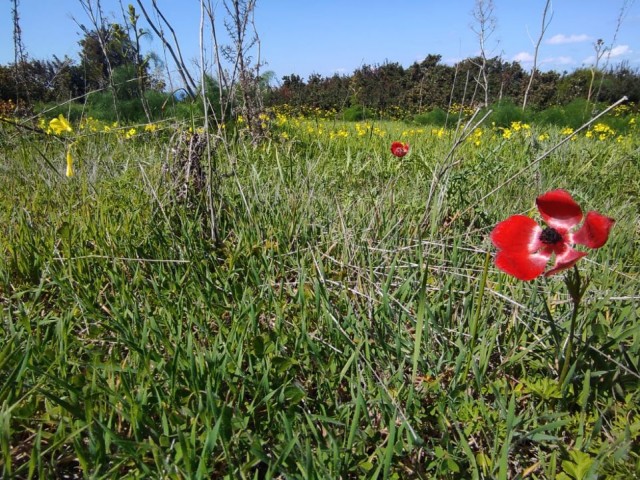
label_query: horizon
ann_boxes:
[1,0,639,85]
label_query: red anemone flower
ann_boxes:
[490,189,615,281]
[391,141,409,157]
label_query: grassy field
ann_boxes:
[1,110,639,478]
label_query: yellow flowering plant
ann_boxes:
[49,114,73,136]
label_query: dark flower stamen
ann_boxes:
[540,227,563,245]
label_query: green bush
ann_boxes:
[84,90,177,123]
[413,107,447,126]
[341,105,373,121]
[534,105,566,126]
[490,99,529,127]
[561,98,592,128]
[35,101,86,123]
[85,91,120,122]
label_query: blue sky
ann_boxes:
[1,0,639,84]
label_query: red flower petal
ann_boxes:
[490,215,542,253]
[572,211,615,249]
[495,250,551,281]
[544,245,588,277]
[536,190,583,230]
[390,141,409,157]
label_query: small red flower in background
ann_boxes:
[490,189,615,281]
[391,141,409,157]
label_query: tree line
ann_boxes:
[267,54,640,115]
[1,11,165,121]
[2,30,639,121]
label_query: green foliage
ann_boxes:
[268,57,640,115]
[79,23,142,91]
[341,104,374,121]
[489,99,530,127]
[413,107,447,126]
[34,101,86,123]
[534,104,569,127]
[0,117,639,478]
[562,98,593,129]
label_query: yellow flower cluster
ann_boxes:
[470,127,483,146]
[509,121,531,136]
[400,127,425,138]
[329,129,349,139]
[431,127,445,139]
[448,103,475,118]
[612,103,634,117]
[586,123,615,141]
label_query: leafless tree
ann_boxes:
[200,0,265,140]
[76,0,120,120]
[11,0,29,104]
[135,0,199,100]
[522,0,553,110]
[592,0,635,104]
[470,0,497,106]
[119,2,152,121]
[587,38,608,104]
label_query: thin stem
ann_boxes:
[558,295,580,387]
[558,265,583,388]
[463,251,491,379]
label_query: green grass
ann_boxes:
[1,114,639,479]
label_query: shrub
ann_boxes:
[561,98,592,129]
[413,107,447,126]
[534,105,566,127]
[35,101,86,123]
[490,99,529,127]
[341,105,373,121]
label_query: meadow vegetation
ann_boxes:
[1,99,639,478]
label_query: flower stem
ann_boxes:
[558,265,582,388]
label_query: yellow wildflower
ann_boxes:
[431,128,445,139]
[49,114,73,135]
[66,146,74,177]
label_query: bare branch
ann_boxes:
[522,0,553,110]
[135,0,198,99]
[470,0,497,106]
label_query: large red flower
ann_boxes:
[490,189,615,281]
[391,141,409,157]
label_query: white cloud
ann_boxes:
[609,45,631,57]
[513,51,534,63]
[551,56,574,65]
[541,56,574,66]
[583,45,632,65]
[547,33,589,45]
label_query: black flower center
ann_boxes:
[539,227,563,245]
